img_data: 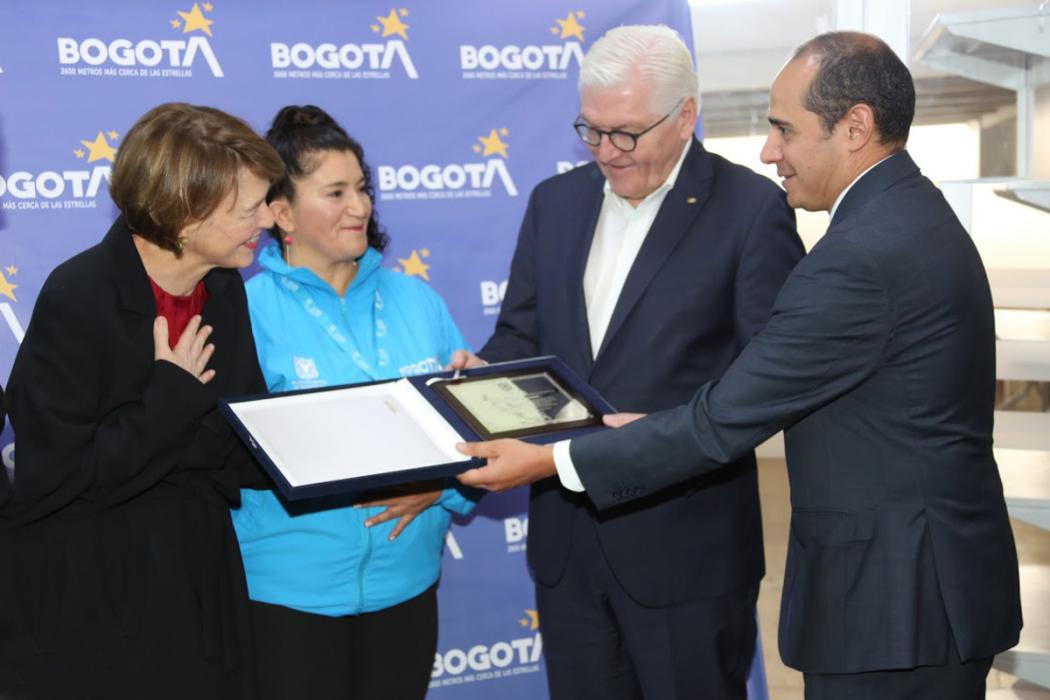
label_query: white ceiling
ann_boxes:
[689,0,1040,92]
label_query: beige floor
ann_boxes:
[755,458,1050,700]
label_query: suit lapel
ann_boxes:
[103,216,156,318]
[594,139,714,361]
[202,268,239,379]
[100,217,160,364]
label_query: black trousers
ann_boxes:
[250,584,437,700]
[804,649,993,700]
[537,508,759,700]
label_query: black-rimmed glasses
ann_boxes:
[573,99,684,152]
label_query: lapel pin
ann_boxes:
[686,196,698,205]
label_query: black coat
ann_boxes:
[572,151,1023,673]
[0,386,7,508]
[481,139,803,604]
[0,217,268,699]
[0,385,7,504]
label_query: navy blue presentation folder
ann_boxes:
[220,356,614,501]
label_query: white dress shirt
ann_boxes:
[552,139,691,492]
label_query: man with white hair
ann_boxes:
[473,24,803,699]
[460,30,1023,699]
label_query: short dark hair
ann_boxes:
[110,103,284,256]
[793,31,915,148]
[264,105,388,253]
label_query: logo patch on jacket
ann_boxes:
[293,355,320,380]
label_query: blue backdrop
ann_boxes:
[0,2,768,698]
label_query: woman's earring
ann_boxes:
[283,236,293,245]
[175,236,188,252]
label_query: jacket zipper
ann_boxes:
[356,514,373,614]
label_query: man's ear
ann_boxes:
[676,96,699,139]
[842,103,876,152]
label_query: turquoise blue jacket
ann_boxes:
[233,241,475,616]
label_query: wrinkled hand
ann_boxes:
[603,412,646,428]
[456,439,556,492]
[356,487,443,540]
[153,315,216,384]
[447,350,487,371]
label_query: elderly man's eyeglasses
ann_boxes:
[573,99,684,153]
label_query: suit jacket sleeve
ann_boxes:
[478,189,541,362]
[734,188,803,347]
[0,385,7,508]
[571,239,893,510]
[3,281,218,522]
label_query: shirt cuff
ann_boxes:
[552,440,585,492]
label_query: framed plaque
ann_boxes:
[428,368,602,440]
[221,356,614,500]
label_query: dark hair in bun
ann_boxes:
[265,104,388,252]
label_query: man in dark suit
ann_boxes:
[470,24,803,700]
[459,31,1022,699]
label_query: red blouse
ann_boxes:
[149,278,209,349]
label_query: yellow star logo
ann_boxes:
[170,18,181,28]
[552,11,585,42]
[80,132,117,163]
[0,270,17,302]
[518,610,539,631]
[203,1,213,11]
[108,130,119,140]
[374,8,409,40]
[74,148,85,159]
[5,266,17,276]
[473,128,509,159]
[177,3,214,37]
[398,249,430,281]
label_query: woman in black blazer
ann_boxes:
[0,103,283,699]
[0,385,7,505]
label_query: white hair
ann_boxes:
[578,24,701,115]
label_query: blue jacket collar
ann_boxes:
[257,240,382,297]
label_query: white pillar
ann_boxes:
[835,0,911,65]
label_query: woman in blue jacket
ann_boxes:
[233,105,477,700]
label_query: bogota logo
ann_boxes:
[556,158,589,174]
[377,129,517,202]
[518,609,539,631]
[480,278,508,317]
[444,530,464,560]
[0,264,22,345]
[503,515,527,550]
[271,7,418,80]
[472,129,510,160]
[460,9,585,80]
[0,129,116,208]
[430,611,544,687]
[57,3,223,78]
[396,248,431,281]
[371,8,410,41]
[0,271,12,460]
[76,131,119,164]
